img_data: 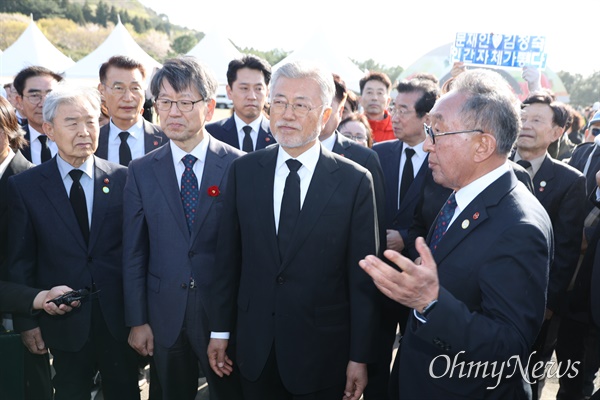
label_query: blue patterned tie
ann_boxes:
[429,193,457,251]
[180,154,199,234]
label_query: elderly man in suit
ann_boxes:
[208,60,380,400]
[95,55,168,165]
[7,84,139,399]
[360,69,553,399]
[205,54,275,151]
[512,92,586,399]
[12,66,63,164]
[123,56,244,400]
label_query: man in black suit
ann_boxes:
[205,55,275,151]
[7,84,139,400]
[512,92,586,398]
[13,66,63,164]
[208,60,380,400]
[95,55,167,165]
[123,56,244,400]
[360,68,553,399]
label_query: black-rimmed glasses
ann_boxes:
[423,123,483,144]
[155,99,204,112]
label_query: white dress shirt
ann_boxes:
[107,118,146,163]
[169,136,209,188]
[28,125,58,165]
[398,140,427,207]
[234,114,263,151]
[0,149,15,179]
[56,155,95,228]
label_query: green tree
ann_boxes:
[65,3,85,24]
[172,34,197,55]
[560,71,600,108]
[108,5,118,25]
[239,47,288,66]
[352,58,404,84]
[82,2,93,23]
[95,1,108,27]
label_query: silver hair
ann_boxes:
[450,68,521,155]
[43,83,101,124]
[150,56,218,101]
[270,61,335,110]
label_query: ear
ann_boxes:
[321,107,333,130]
[43,121,55,140]
[336,98,346,119]
[473,133,497,163]
[226,85,233,100]
[204,98,216,122]
[550,125,564,142]
[15,94,24,112]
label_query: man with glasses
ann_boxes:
[122,56,244,400]
[13,66,63,164]
[208,61,379,400]
[95,56,167,166]
[359,69,552,399]
[359,71,394,143]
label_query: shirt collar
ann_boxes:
[455,162,511,212]
[0,149,16,178]
[276,140,321,174]
[321,132,337,152]
[514,151,546,177]
[234,113,262,134]
[170,134,209,166]
[56,154,95,180]
[28,124,46,142]
[109,118,144,140]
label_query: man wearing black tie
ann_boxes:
[7,84,139,399]
[208,60,380,400]
[95,56,167,166]
[13,66,63,164]
[206,55,275,152]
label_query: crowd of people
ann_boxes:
[0,52,600,400]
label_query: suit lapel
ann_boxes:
[22,128,32,162]
[223,117,240,149]
[280,147,341,270]
[191,136,228,241]
[96,124,110,159]
[39,159,87,250]
[430,172,515,264]
[532,155,554,202]
[152,145,189,239]
[142,120,165,153]
[88,157,112,250]
[396,155,429,215]
[256,146,279,264]
[257,118,275,149]
[0,151,32,222]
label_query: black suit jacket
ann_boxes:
[331,133,386,251]
[0,151,33,279]
[211,144,379,394]
[530,155,585,311]
[398,170,553,398]
[205,115,275,151]
[7,156,129,352]
[569,142,600,198]
[373,139,428,244]
[0,281,40,315]
[94,120,167,160]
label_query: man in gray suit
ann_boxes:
[122,56,244,400]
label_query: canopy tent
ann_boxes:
[186,31,243,86]
[0,16,75,81]
[63,17,161,86]
[273,33,366,93]
[398,43,569,103]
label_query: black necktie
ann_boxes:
[38,135,51,163]
[399,148,416,205]
[516,159,532,170]
[242,125,253,153]
[430,193,457,252]
[278,159,302,259]
[119,131,132,166]
[69,169,89,243]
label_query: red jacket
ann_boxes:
[367,111,394,143]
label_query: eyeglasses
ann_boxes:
[388,106,414,117]
[270,99,323,117]
[591,127,600,137]
[23,92,50,105]
[103,84,144,97]
[155,98,204,112]
[423,123,483,144]
[340,132,367,142]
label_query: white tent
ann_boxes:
[273,33,365,93]
[63,18,161,85]
[186,32,243,86]
[0,16,75,81]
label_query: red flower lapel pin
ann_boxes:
[208,186,220,197]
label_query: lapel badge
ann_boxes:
[102,186,110,194]
[461,219,470,229]
[265,137,271,142]
[473,212,479,220]
[539,180,546,192]
[154,140,159,146]
[103,178,109,184]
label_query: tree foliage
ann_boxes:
[558,70,600,108]
[171,35,198,55]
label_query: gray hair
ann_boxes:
[270,61,335,111]
[43,84,101,124]
[150,56,218,101]
[450,69,521,155]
